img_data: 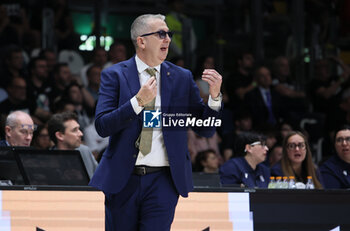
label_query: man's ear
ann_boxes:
[4,126,11,137]
[55,131,64,142]
[137,37,146,49]
[244,144,250,153]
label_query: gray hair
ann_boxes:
[130,14,166,49]
[5,111,27,128]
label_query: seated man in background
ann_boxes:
[47,112,98,179]
[0,111,35,147]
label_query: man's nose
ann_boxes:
[164,34,171,42]
[26,134,32,140]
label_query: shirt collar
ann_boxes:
[135,55,161,74]
[259,87,270,93]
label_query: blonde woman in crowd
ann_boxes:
[271,131,323,189]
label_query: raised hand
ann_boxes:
[136,77,157,106]
[201,69,222,98]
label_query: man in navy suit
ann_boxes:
[244,66,282,129]
[0,111,35,147]
[89,14,223,230]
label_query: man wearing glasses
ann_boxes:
[320,125,350,189]
[89,14,222,230]
[0,111,35,147]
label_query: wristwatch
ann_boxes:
[135,95,144,107]
[212,92,222,101]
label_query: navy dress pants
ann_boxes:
[104,168,179,231]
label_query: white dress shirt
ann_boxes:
[259,87,271,107]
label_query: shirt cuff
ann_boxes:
[131,96,144,115]
[208,94,222,112]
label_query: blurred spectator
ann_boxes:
[245,66,283,129]
[224,51,256,110]
[51,0,80,50]
[194,55,215,103]
[266,143,283,167]
[80,47,108,87]
[271,56,307,122]
[47,111,98,179]
[271,131,323,188]
[0,110,35,147]
[0,4,12,46]
[259,124,279,151]
[48,63,73,106]
[224,0,250,35]
[0,76,37,118]
[326,87,350,135]
[234,110,253,134]
[31,124,51,149]
[194,149,220,173]
[272,56,305,98]
[62,81,95,131]
[104,42,127,68]
[52,99,75,114]
[0,46,26,88]
[222,110,253,161]
[165,0,197,60]
[278,120,294,141]
[170,56,185,67]
[305,0,335,43]
[0,86,7,103]
[86,64,102,102]
[320,125,350,189]
[0,2,32,48]
[187,128,222,165]
[26,57,52,122]
[39,49,57,77]
[219,132,270,188]
[308,57,350,114]
[83,120,108,162]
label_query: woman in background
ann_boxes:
[31,124,51,149]
[271,131,323,188]
[219,132,270,188]
[194,149,220,173]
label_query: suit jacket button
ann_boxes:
[133,154,137,158]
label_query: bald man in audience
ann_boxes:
[0,111,35,147]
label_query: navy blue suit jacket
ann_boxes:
[89,57,220,197]
[0,140,8,147]
[244,87,282,127]
[320,155,350,189]
[219,157,270,188]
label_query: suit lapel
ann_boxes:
[160,62,172,113]
[122,58,172,112]
[123,56,141,97]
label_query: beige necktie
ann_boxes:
[138,68,157,155]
